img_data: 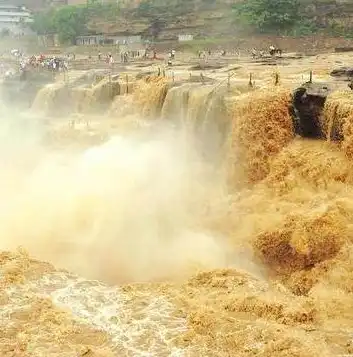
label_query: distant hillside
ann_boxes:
[87,0,238,39]
[28,0,353,43]
[305,0,353,34]
[86,0,353,39]
[9,0,66,11]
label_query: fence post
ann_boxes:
[126,74,129,94]
[249,73,253,87]
[109,71,112,99]
[309,70,313,83]
[274,72,279,86]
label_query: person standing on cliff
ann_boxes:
[106,53,114,67]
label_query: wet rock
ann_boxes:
[330,67,353,79]
[189,63,224,71]
[335,47,353,53]
[291,82,332,138]
[1,69,55,109]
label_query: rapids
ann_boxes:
[1,72,353,357]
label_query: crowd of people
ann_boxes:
[0,49,73,81]
[1,43,285,81]
[8,49,70,77]
[251,45,283,59]
[25,55,69,72]
[93,48,162,66]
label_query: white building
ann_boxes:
[0,3,33,36]
[178,34,194,42]
[76,35,142,46]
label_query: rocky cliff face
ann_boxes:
[87,1,237,39]
[22,0,353,40]
[86,0,353,40]
[304,0,353,30]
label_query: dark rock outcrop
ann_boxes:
[291,82,332,139]
[334,47,353,53]
[1,69,55,110]
[330,67,353,79]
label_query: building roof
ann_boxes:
[0,1,30,9]
[0,5,31,12]
[0,10,31,16]
[0,4,20,8]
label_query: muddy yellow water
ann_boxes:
[2,65,353,357]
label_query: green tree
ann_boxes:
[137,0,153,16]
[31,10,56,35]
[51,5,88,44]
[32,2,120,44]
[233,0,301,33]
